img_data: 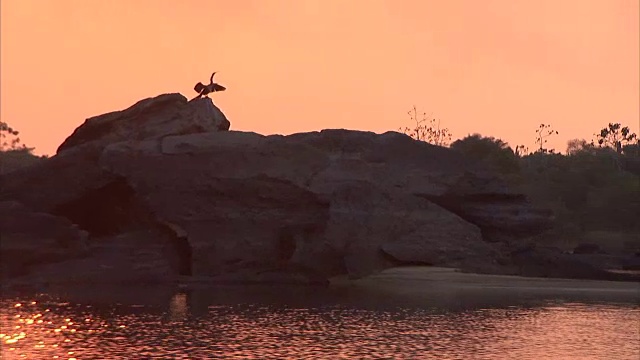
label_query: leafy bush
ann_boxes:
[0,121,46,174]
[0,148,46,174]
[450,134,520,175]
[520,145,639,233]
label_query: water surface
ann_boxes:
[1,281,638,359]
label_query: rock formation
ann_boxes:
[2,93,631,286]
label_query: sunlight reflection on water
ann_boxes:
[1,292,638,359]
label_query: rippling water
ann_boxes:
[1,285,639,359]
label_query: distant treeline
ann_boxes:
[399,109,639,245]
[450,133,639,235]
[445,128,639,250]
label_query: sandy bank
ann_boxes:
[331,266,640,295]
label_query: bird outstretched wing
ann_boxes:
[194,82,206,93]
[211,83,226,92]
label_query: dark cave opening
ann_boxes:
[53,177,194,276]
[52,178,149,237]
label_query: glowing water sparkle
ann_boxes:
[1,288,638,359]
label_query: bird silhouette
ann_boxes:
[190,72,226,102]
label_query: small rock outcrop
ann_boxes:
[423,193,554,241]
[57,93,229,154]
[6,92,621,286]
[0,201,88,277]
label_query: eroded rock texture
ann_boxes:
[1,93,583,286]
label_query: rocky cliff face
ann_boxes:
[6,92,609,286]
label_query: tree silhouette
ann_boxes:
[400,106,452,146]
[0,121,22,151]
[593,123,637,154]
[534,123,558,153]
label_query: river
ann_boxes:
[2,267,639,359]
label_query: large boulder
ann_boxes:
[0,93,557,284]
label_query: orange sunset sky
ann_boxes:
[1,0,639,156]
